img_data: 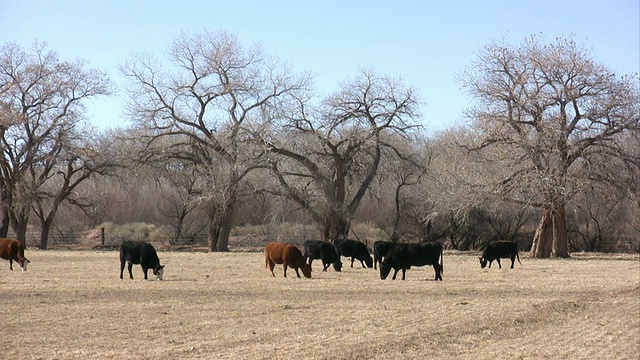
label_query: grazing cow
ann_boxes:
[0,238,30,271]
[373,240,397,270]
[479,241,522,269]
[380,242,443,281]
[119,241,165,280]
[303,240,342,272]
[333,239,373,269]
[265,242,312,278]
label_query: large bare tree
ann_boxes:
[458,35,640,258]
[257,70,421,240]
[121,30,309,251]
[0,41,112,246]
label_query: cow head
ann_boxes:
[365,256,374,268]
[153,265,165,280]
[20,258,30,271]
[479,257,488,269]
[379,262,392,280]
[300,263,312,278]
[332,261,342,272]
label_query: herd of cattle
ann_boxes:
[263,238,522,281]
[0,236,523,281]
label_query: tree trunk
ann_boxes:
[0,204,9,238]
[207,194,236,252]
[39,224,51,250]
[530,203,570,258]
[0,186,9,238]
[551,204,569,258]
[12,214,28,248]
[208,222,220,252]
[323,211,350,241]
[390,184,402,242]
[39,217,54,250]
[215,221,232,252]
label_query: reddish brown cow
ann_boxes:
[0,238,30,271]
[265,242,312,278]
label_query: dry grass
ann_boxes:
[1,249,638,359]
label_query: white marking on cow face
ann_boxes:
[155,267,164,280]
[21,259,30,271]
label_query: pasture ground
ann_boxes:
[1,249,639,359]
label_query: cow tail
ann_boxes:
[516,251,522,267]
[440,244,444,274]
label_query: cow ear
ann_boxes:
[160,265,165,269]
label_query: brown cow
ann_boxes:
[0,238,30,271]
[265,242,311,278]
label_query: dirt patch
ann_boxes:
[1,250,638,359]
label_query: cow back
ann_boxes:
[265,242,289,264]
[387,242,442,267]
[0,238,29,270]
[0,238,17,260]
[482,241,519,260]
[283,245,306,267]
[120,241,160,267]
[374,241,396,258]
[303,240,322,259]
[335,239,369,257]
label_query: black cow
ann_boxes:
[119,241,165,280]
[479,241,522,269]
[380,242,443,281]
[333,239,373,269]
[373,240,397,270]
[303,240,342,272]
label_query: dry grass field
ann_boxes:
[1,248,638,360]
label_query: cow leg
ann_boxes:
[510,256,515,269]
[267,260,276,277]
[9,259,13,270]
[283,264,288,278]
[496,258,502,268]
[143,267,149,280]
[401,268,406,280]
[120,259,126,279]
[322,261,329,271]
[433,264,442,281]
[294,267,301,278]
[127,262,134,279]
[350,258,355,268]
[359,260,366,268]
[392,268,400,280]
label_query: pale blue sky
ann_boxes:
[1,0,638,133]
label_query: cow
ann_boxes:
[265,242,312,278]
[303,240,342,272]
[119,241,165,280]
[373,240,397,270]
[380,241,443,281]
[333,239,373,269]
[479,241,522,269]
[0,238,30,271]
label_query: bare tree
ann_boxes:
[156,163,204,245]
[31,131,118,248]
[375,136,429,242]
[0,41,112,246]
[458,35,640,258]
[121,30,310,251]
[258,70,421,240]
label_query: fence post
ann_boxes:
[101,227,105,246]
